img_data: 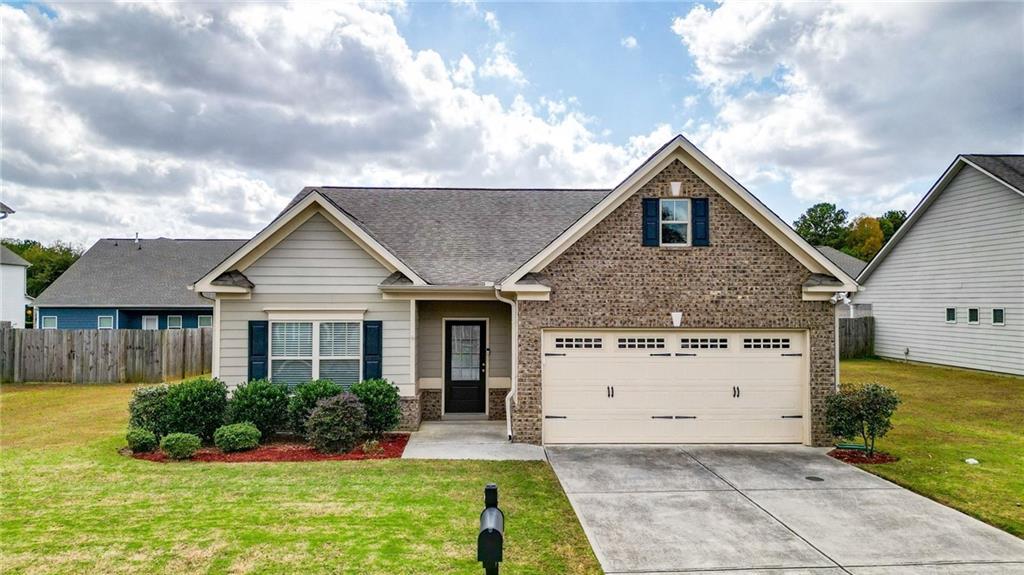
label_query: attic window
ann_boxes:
[660,199,690,246]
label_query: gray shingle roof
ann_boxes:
[814,246,866,279]
[0,202,13,215]
[0,245,30,267]
[35,238,247,307]
[963,155,1024,194]
[286,187,610,285]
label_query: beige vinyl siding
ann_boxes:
[217,213,412,392]
[856,166,1024,375]
[416,301,512,381]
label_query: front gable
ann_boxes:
[193,192,426,293]
[500,135,857,298]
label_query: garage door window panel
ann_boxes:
[680,337,729,350]
[554,336,603,350]
[617,337,665,349]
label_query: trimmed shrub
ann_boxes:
[351,378,401,437]
[225,379,288,438]
[213,422,261,453]
[126,427,158,453]
[288,379,344,433]
[128,384,170,436]
[826,383,901,455]
[160,432,202,460]
[306,393,366,454]
[163,377,228,441]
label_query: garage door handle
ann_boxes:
[545,353,566,357]
[781,353,802,357]
[781,415,803,419]
[651,415,673,420]
[675,353,697,357]
[545,415,567,419]
[675,416,697,420]
[649,352,672,357]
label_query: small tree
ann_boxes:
[826,383,901,455]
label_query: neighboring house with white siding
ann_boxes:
[855,155,1024,376]
[1,245,33,328]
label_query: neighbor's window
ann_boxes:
[167,315,183,330]
[142,316,158,330]
[41,316,57,329]
[270,321,361,388]
[97,316,114,330]
[945,308,956,323]
[968,308,979,324]
[993,308,1005,326]
[197,315,213,328]
[660,199,690,246]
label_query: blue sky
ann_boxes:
[1,1,1021,245]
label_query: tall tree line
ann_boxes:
[2,239,83,298]
[793,203,907,261]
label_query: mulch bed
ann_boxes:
[127,433,410,463]
[828,448,898,464]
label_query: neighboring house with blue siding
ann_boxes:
[856,155,1024,376]
[34,238,246,331]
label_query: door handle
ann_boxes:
[732,386,737,398]
[607,386,610,398]
[611,386,615,398]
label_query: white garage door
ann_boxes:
[542,330,807,444]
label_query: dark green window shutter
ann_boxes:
[692,198,710,246]
[248,320,268,381]
[642,198,660,246]
[363,320,383,380]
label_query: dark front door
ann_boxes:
[445,320,486,413]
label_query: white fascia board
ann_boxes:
[500,135,858,292]
[194,192,427,292]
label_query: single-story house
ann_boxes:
[1,245,33,328]
[815,246,870,318]
[193,135,858,446]
[855,154,1023,376]
[35,238,245,330]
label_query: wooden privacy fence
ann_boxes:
[839,316,874,359]
[0,328,212,384]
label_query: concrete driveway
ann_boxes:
[547,445,1024,574]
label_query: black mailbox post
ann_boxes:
[477,483,504,574]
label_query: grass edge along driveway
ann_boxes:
[0,383,601,575]
[841,358,1023,538]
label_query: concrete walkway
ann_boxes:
[547,445,1024,574]
[402,421,546,460]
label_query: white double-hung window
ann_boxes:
[270,320,361,388]
[660,199,691,246]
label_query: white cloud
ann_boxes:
[483,11,500,32]
[673,2,1024,215]
[682,95,699,109]
[451,0,500,31]
[1,3,665,245]
[620,36,638,49]
[479,42,527,85]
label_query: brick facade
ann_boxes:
[512,159,835,446]
[488,388,507,421]
[420,389,442,421]
[398,394,421,431]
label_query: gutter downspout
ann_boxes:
[494,287,517,441]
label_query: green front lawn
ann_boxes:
[841,359,1024,538]
[0,384,600,574]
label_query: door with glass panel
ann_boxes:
[444,320,486,413]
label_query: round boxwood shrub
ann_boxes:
[163,377,228,441]
[128,384,170,437]
[306,393,366,454]
[225,379,288,438]
[213,422,261,453]
[160,432,202,460]
[350,378,401,437]
[125,427,158,453]
[287,379,344,433]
